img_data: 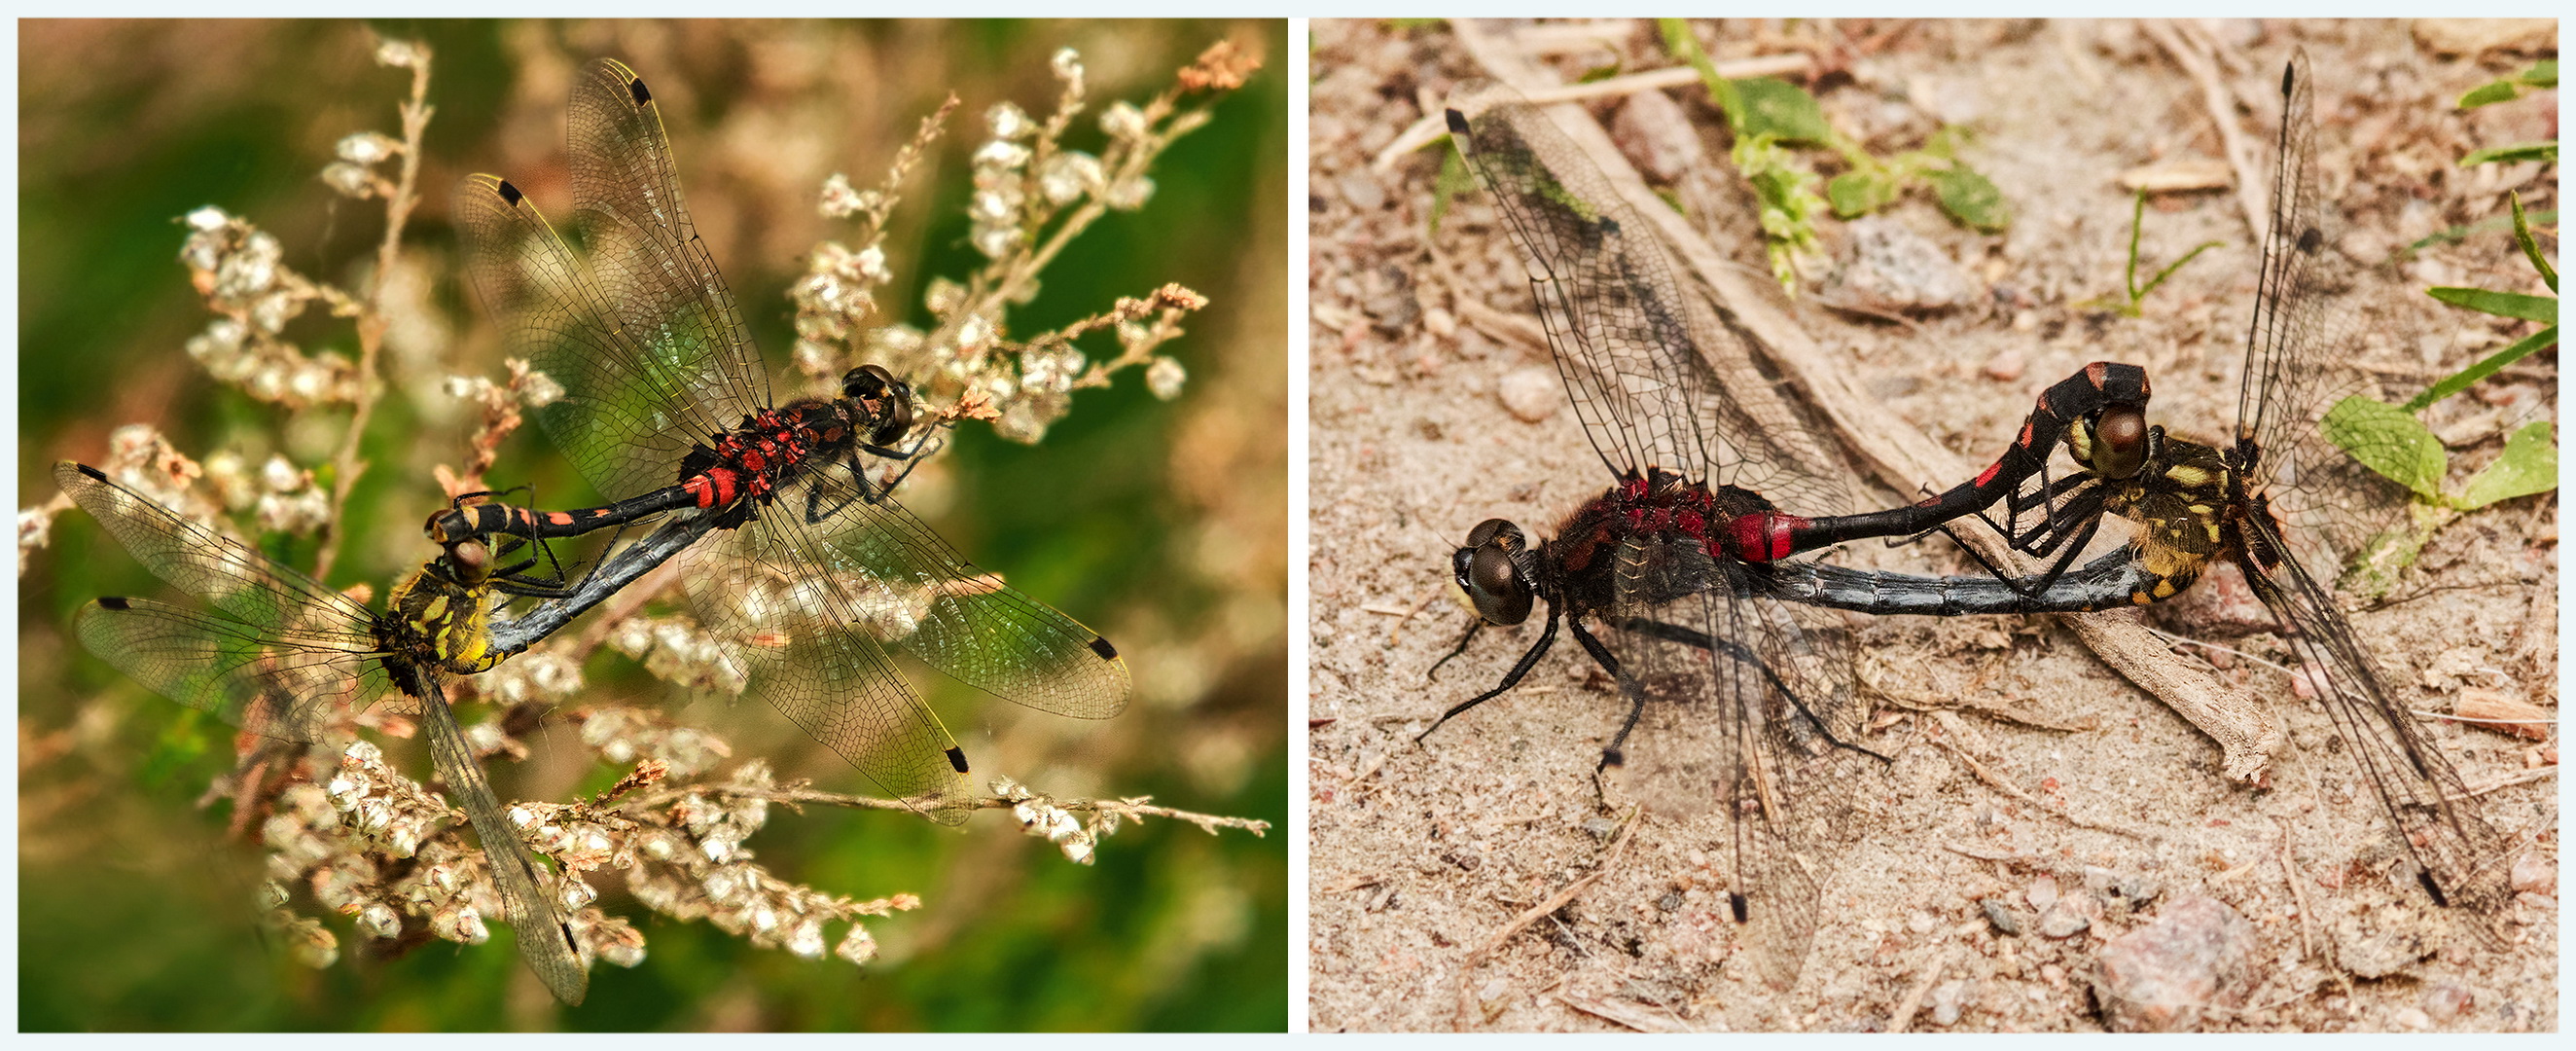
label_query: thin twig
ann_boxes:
[314,44,434,582]
[1888,945,1961,1033]
[1451,807,1639,1029]
[662,781,1270,837]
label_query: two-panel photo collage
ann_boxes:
[12,16,2558,1035]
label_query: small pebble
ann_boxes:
[2511,852,2555,894]
[2091,896,2256,1033]
[2421,983,2473,1022]
[1338,171,1386,212]
[1929,978,1969,1027]
[1498,366,1560,422]
[1422,306,1457,339]
[1984,346,2025,381]
[2391,1006,2431,1032]
[2026,873,2060,911]
[1829,215,1981,314]
[2036,902,2091,939]
[1981,898,2022,936]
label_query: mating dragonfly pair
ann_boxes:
[1426,50,2511,988]
[62,59,1127,1005]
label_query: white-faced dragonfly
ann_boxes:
[436,58,1130,824]
[56,460,591,1005]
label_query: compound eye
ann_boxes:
[1464,545,1534,625]
[2092,407,2148,480]
[1463,518,1524,551]
[845,364,914,445]
[447,537,492,579]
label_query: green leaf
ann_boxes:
[1660,18,1746,136]
[2460,141,2558,166]
[1429,145,1475,234]
[2321,395,2447,500]
[2405,325,2559,413]
[1826,169,1899,218]
[2521,58,2558,88]
[2404,208,2559,253]
[1735,77,1832,144]
[2458,420,2558,509]
[2513,192,2556,292]
[2459,80,2522,109]
[2425,287,2558,323]
[1927,163,2009,233]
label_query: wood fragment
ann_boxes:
[1451,809,1640,1029]
[1888,945,1961,1033]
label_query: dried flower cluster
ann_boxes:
[793,41,1260,443]
[32,34,1272,997]
[255,739,623,969]
[177,207,363,409]
[17,424,330,575]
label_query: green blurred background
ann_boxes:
[18,18,1286,1031]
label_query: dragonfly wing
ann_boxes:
[55,461,377,634]
[678,528,977,824]
[416,678,589,1005]
[1610,567,1870,991]
[455,172,711,504]
[2236,518,2511,912]
[566,58,771,443]
[786,467,1131,720]
[75,597,388,743]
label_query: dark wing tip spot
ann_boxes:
[945,745,970,774]
[74,462,108,482]
[1445,108,1471,136]
[2280,60,2297,98]
[1730,890,1750,924]
[2297,226,2323,255]
[96,596,132,611]
[1088,635,1119,660]
[496,179,523,206]
[2417,868,2450,907]
[628,77,652,106]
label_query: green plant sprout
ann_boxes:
[2456,58,2557,166]
[1658,20,2007,296]
[2323,192,2557,594]
[2077,191,2225,317]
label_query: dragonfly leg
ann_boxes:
[1417,602,1559,744]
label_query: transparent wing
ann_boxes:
[678,526,978,825]
[1603,539,1871,989]
[2238,516,2511,911]
[790,467,1131,719]
[565,57,773,457]
[1449,89,1850,518]
[74,597,389,742]
[55,461,379,637]
[417,677,589,1005]
[2232,48,2415,573]
[453,56,769,504]
[57,460,390,741]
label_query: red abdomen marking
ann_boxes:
[1730,511,1808,563]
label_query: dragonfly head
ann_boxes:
[436,536,495,590]
[2082,403,2151,481]
[1451,519,1535,626]
[842,364,916,447]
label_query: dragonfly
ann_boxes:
[1814,51,2515,911]
[442,57,1130,823]
[1426,84,2245,988]
[56,460,590,1005]
[1424,87,1910,991]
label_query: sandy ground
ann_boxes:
[1306,19,2557,1033]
